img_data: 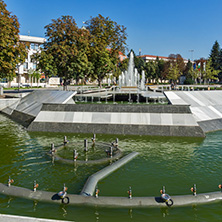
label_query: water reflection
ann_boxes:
[33,200,38,212]
[95,209,99,222]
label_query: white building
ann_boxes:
[13,35,46,86]
[139,54,189,64]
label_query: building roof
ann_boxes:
[19,35,46,44]
[139,54,188,62]
[139,55,170,60]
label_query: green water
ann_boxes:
[56,142,116,161]
[0,114,222,221]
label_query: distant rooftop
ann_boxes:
[139,54,188,62]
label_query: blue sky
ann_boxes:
[4,0,222,60]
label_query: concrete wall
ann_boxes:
[0,98,20,111]
[28,104,204,137]
[165,91,222,132]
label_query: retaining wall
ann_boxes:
[28,103,204,137]
[165,91,222,132]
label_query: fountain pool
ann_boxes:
[0,114,222,221]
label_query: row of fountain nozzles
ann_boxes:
[7,177,39,192]
[50,135,119,160]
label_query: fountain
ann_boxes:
[119,51,145,90]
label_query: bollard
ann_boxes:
[0,86,3,95]
[73,149,78,161]
[95,188,99,198]
[58,184,68,203]
[110,146,113,158]
[64,136,68,145]
[91,134,96,144]
[160,186,165,194]
[51,143,55,153]
[33,180,39,192]
[8,176,14,187]
[63,183,67,192]
[128,186,132,199]
[115,138,119,147]
[191,184,197,196]
[84,139,88,152]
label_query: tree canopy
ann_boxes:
[36,14,127,88]
[42,15,91,89]
[0,0,27,81]
[85,14,127,86]
[209,40,220,70]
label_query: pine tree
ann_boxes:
[217,49,222,81]
[209,40,220,70]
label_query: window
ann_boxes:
[33,63,37,69]
[31,43,39,50]
[23,62,28,70]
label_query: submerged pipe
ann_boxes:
[80,152,139,196]
[1,183,222,207]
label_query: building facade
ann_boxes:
[13,35,46,85]
[139,54,189,64]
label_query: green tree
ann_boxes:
[33,70,41,87]
[209,40,220,70]
[89,49,113,86]
[202,59,219,84]
[119,57,128,72]
[144,61,156,83]
[155,57,165,83]
[33,49,57,79]
[167,63,180,84]
[217,49,222,81]
[176,54,185,74]
[72,27,93,84]
[43,16,90,90]
[184,62,200,84]
[183,60,193,83]
[86,14,127,86]
[0,0,27,83]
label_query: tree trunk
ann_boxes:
[98,79,102,88]
[63,79,66,91]
[8,81,11,88]
[76,77,79,85]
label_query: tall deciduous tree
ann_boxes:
[202,58,219,84]
[167,63,180,84]
[0,0,27,82]
[144,61,156,82]
[42,16,91,90]
[86,14,127,86]
[155,57,165,83]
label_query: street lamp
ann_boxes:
[189,50,194,61]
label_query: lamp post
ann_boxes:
[189,50,194,61]
[17,64,21,92]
